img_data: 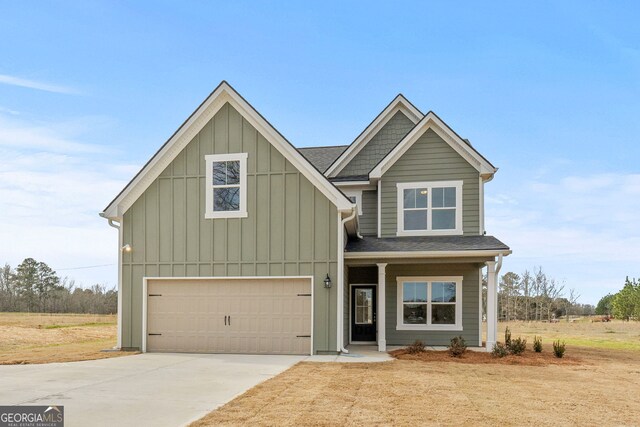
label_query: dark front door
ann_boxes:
[351,286,376,342]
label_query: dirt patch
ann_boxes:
[0,312,133,364]
[390,345,582,366]
[191,346,640,426]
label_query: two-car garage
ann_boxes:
[143,277,313,355]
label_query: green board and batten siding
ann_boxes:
[380,128,481,237]
[121,102,339,353]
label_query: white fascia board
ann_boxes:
[325,95,422,177]
[333,180,371,186]
[369,112,498,179]
[102,82,353,219]
[333,181,376,191]
[344,249,512,259]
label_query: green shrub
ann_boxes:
[553,340,566,358]
[508,337,527,355]
[533,336,542,352]
[448,336,467,357]
[492,342,508,358]
[407,339,426,354]
[504,326,512,347]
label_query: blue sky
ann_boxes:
[0,1,638,304]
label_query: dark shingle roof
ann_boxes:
[345,235,509,253]
[298,145,348,172]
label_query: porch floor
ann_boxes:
[305,345,393,363]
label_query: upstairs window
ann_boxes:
[205,153,248,219]
[396,181,462,236]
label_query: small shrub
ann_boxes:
[553,340,566,358]
[407,339,426,354]
[508,337,527,355]
[504,326,512,347]
[448,336,467,357]
[533,336,542,352]
[492,342,508,358]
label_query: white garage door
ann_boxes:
[145,278,312,355]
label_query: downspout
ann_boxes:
[495,253,504,275]
[100,213,122,349]
[337,206,357,354]
[354,211,363,239]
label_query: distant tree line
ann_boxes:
[0,258,117,314]
[487,267,594,322]
[596,277,640,320]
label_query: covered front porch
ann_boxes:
[342,235,510,352]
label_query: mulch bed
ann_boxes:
[389,347,582,366]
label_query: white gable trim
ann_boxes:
[325,94,422,177]
[369,112,497,179]
[102,82,354,219]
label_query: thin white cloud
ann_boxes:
[0,74,79,95]
[0,115,138,287]
[486,172,640,303]
[0,116,109,154]
[0,106,19,115]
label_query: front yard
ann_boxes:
[192,321,640,426]
[0,312,132,364]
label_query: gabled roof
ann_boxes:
[369,111,497,180]
[298,145,348,172]
[101,81,355,219]
[324,94,423,177]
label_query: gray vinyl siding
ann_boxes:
[359,190,378,236]
[385,263,481,346]
[338,111,415,177]
[380,128,480,237]
[121,102,339,354]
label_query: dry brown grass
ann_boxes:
[0,312,134,364]
[192,340,640,426]
[499,319,640,351]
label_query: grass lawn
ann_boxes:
[192,320,640,426]
[501,319,640,351]
[0,312,133,364]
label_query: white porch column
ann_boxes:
[486,260,497,352]
[377,263,387,352]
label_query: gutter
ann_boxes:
[344,249,512,259]
[99,212,121,230]
[337,207,357,354]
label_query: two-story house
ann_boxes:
[100,81,510,355]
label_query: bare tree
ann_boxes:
[566,287,581,322]
[521,270,532,321]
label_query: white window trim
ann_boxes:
[343,189,363,215]
[396,276,463,331]
[204,153,248,219]
[396,180,463,236]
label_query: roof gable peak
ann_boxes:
[369,111,497,179]
[102,81,354,219]
[324,94,423,177]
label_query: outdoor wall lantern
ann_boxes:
[324,274,332,289]
[121,244,132,253]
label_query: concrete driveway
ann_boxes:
[0,353,304,427]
